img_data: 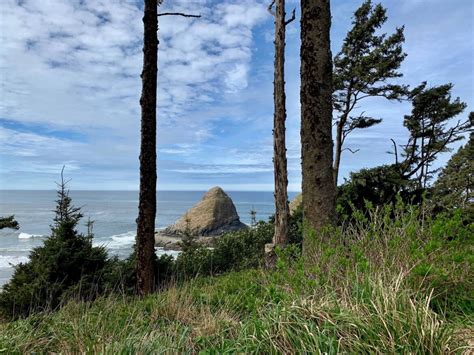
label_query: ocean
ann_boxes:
[0,190,297,286]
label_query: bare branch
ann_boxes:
[268,0,276,16]
[285,8,296,25]
[402,120,467,179]
[341,147,360,154]
[158,12,201,18]
[390,138,399,165]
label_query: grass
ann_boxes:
[0,269,472,353]
[1,205,472,353]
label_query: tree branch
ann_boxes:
[268,0,276,16]
[402,120,466,179]
[285,8,296,25]
[390,138,399,165]
[158,12,201,18]
[341,147,360,154]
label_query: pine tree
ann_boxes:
[0,172,108,319]
[300,0,336,251]
[268,0,295,249]
[333,0,408,185]
[432,112,473,212]
[398,83,469,188]
[136,0,159,296]
[136,1,199,295]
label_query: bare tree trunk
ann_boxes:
[300,0,336,254]
[136,0,158,296]
[273,0,289,247]
[333,117,344,186]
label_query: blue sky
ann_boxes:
[0,0,472,191]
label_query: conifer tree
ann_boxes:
[300,0,336,250]
[268,0,295,249]
[0,172,107,319]
[136,1,199,295]
[333,0,408,185]
[136,0,159,296]
[432,112,473,211]
[398,83,469,188]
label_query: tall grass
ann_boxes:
[0,204,472,353]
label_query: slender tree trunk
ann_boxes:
[333,84,352,186]
[273,0,289,247]
[136,0,158,296]
[300,0,336,253]
[333,116,344,186]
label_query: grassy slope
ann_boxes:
[1,206,472,353]
[0,267,472,353]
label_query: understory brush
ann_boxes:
[0,201,472,352]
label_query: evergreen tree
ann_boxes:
[0,173,108,319]
[136,1,200,296]
[268,0,295,249]
[300,0,336,251]
[398,84,469,188]
[333,0,408,185]
[136,0,159,297]
[432,112,473,214]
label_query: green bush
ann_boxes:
[175,220,273,277]
[174,210,304,279]
[0,181,109,319]
[336,164,423,220]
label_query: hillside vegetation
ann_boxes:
[1,204,472,353]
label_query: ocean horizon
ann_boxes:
[0,189,298,286]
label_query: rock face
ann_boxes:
[289,193,302,215]
[163,186,247,236]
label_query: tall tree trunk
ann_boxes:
[136,0,158,296]
[300,0,336,253]
[273,0,289,247]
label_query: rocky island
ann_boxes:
[155,186,247,250]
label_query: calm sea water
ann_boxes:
[0,190,297,286]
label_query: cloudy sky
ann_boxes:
[0,0,472,191]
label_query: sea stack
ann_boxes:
[163,186,247,237]
[289,193,302,215]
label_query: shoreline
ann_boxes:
[154,232,216,251]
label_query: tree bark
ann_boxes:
[300,0,336,253]
[272,0,289,247]
[136,0,158,296]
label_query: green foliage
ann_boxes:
[100,250,176,296]
[174,211,303,279]
[0,178,109,319]
[175,221,273,277]
[0,216,19,230]
[336,164,421,218]
[1,203,472,352]
[333,0,409,165]
[399,83,469,187]
[431,114,473,221]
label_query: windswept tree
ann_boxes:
[300,0,336,249]
[332,0,408,185]
[268,0,295,250]
[136,0,199,296]
[396,83,469,189]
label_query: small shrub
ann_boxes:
[175,221,273,277]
